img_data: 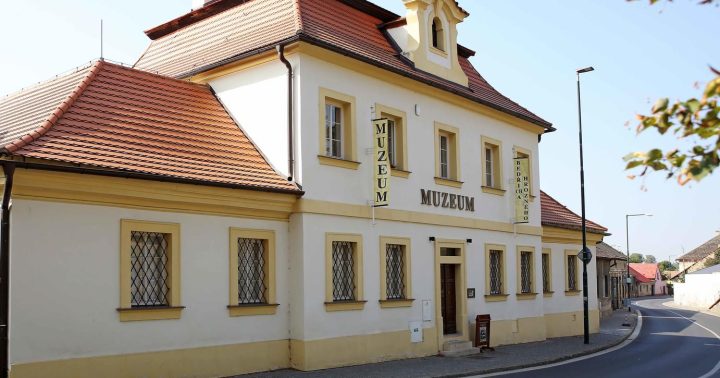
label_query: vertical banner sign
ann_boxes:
[373,119,391,207]
[514,157,530,223]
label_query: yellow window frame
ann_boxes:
[375,103,409,176]
[564,249,581,295]
[484,243,508,301]
[228,228,278,316]
[324,233,365,311]
[481,135,504,195]
[118,219,182,321]
[318,87,358,169]
[542,248,553,297]
[434,122,461,187]
[516,246,537,299]
[379,236,413,308]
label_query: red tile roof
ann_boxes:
[629,263,658,283]
[134,0,552,130]
[0,60,300,193]
[540,191,607,234]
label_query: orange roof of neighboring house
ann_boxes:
[629,263,658,283]
[0,60,300,193]
[134,0,552,130]
[540,191,607,234]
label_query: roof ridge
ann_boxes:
[4,60,105,154]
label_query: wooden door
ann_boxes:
[440,264,457,335]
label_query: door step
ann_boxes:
[440,340,479,357]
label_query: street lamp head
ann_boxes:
[577,66,595,74]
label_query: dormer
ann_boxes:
[388,0,469,86]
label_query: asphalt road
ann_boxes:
[487,297,720,378]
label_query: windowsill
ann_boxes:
[227,303,279,317]
[484,294,509,302]
[117,306,185,322]
[317,155,361,170]
[429,45,448,58]
[543,291,555,298]
[481,186,506,196]
[391,169,411,179]
[434,177,463,188]
[379,298,415,308]
[324,300,367,312]
[516,293,538,300]
[565,290,582,296]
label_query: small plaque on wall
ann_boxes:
[467,288,476,298]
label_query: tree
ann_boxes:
[644,255,657,263]
[629,253,644,263]
[624,1,720,185]
[658,260,677,271]
[705,249,720,267]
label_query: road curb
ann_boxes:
[438,310,641,378]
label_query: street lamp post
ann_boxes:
[576,66,594,345]
[625,213,652,310]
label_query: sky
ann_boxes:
[1,0,718,263]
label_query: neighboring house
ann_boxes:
[539,191,608,335]
[596,242,628,317]
[674,264,720,310]
[676,234,720,277]
[0,1,608,377]
[629,263,667,297]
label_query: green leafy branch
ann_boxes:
[625,68,720,185]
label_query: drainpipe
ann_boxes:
[276,44,294,182]
[0,163,15,378]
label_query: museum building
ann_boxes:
[0,0,607,377]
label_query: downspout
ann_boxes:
[0,163,15,378]
[277,44,294,182]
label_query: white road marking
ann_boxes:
[469,310,643,377]
[660,306,720,378]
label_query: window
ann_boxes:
[565,250,580,294]
[490,250,503,295]
[379,236,413,307]
[542,248,552,295]
[119,220,182,321]
[515,146,534,200]
[228,229,277,316]
[481,136,503,195]
[318,88,358,169]
[434,122,461,187]
[325,104,343,158]
[484,244,506,301]
[431,17,445,51]
[325,233,365,311]
[375,104,409,175]
[130,231,170,307]
[516,247,535,297]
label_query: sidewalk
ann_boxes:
[663,300,720,318]
[235,310,638,378]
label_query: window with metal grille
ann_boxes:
[489,250,503,295]
[520,251,532,293]
[325,104,343,158]
[332,241,355,301]
[130,231,170,307]
[386,244,405,299]
[237,238,266,304]
[542,253,551,293]
[439,134,449,178]
[568,255,577,290]
[485,147,494,187]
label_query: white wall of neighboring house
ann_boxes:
[674,272,720,309]
[9,199,291,364]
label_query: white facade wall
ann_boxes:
[9,199,291,364]
[296,53,541,226]
[541,242,599,315]
[295,213,546,341]
[674,272,720,309]
[211,58,295,179]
